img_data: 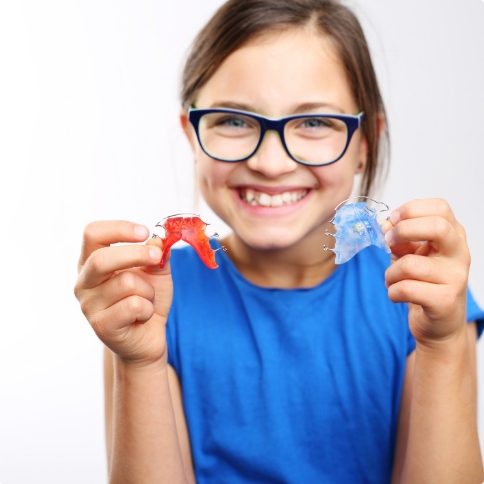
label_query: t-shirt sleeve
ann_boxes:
[467,287,484,337]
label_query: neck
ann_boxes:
[221,224,338,289]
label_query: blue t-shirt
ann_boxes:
[166,244,484,484]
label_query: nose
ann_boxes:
[246,130,298,178]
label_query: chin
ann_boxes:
[235,226,306,252]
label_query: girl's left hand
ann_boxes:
[381,198,470,347]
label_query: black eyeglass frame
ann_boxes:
[188,106,364,166]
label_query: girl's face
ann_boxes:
[182,28,367,251]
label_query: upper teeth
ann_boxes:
[241,189,308,207]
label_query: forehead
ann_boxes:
[195,28,357,116]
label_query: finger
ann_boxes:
[80,271,156,316]
[384,216,459,255]
[388,241,425,261]
[414,240,432,257]
[387,279,463,322]
[142,237,172,275]
[390,199,459,230]
[90,295,155,340]
[382,218,422,261]
[392,199,467,244]
[385,254,448,288]
[380,219,394,234]
[79,221,150,271]
[81,244,162,289]
[380,218,419,262]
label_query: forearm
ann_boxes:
[401,327,483,483]
[110,357,188,484]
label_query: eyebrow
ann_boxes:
[207,101,346,114]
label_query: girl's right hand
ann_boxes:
[74,221,173,368]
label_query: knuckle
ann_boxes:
[126,295,144,315]
[397,280,414,300]
[393,221,409,243]
[119,271,137,293]
[89,314,105,338]
[384,266,392,282]
[432,217,450,238]
[79,297,93,318]
[83,222,98,243]
[435,198,451,216]
[135,245,148,265]
[387,284,401,303]
[392,222,404,240]
[458,271,468,288]
[89,250,106,274]
[73,280,82,300]
[441,286,458,308]
[456,223,468,242]
[400,255,417,276]
[453,265,469,287]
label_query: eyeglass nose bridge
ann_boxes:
[252,117,294,161]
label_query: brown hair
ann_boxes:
[181,0,389,196]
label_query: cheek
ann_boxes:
[310,161,355,188]
[310,135,363,186]
[195,150,233,194]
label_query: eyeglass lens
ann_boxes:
[198,112,349,165]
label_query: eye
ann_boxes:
[216,116,250,128]
[299,117,333,129]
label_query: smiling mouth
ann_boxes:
[238,188,309,207]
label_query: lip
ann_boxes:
[231,186,313,217]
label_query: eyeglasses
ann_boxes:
[188,106,364,166]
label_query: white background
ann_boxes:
[0,1,483,482]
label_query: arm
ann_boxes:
[74,221,192,483]
[391,322,481,484]
[383,199,483,483]
[104,348,195,483]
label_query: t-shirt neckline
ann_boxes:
[211,237,345,293]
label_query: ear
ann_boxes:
[355,134,368,174]
[355,112,385,174]
[180,108,196,150]
[376,111,385,139]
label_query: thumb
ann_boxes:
[143,237,171,276]
[142,237,174,321]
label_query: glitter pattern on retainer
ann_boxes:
[324,199,391,264]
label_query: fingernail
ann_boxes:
[149,247,161,261]
[390,210,400,225]
[135,224,149,239]
[385,229,394,245]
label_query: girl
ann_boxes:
[75,0,484,482]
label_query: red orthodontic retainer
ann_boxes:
[154,214,226,269]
